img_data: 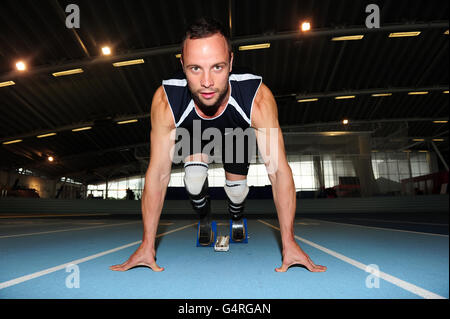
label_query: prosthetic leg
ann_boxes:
[184,162,216,247]
[224,179,249,243]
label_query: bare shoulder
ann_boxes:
[151,85,175,129]
[252,83,279,129]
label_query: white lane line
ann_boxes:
[305,218,449,237]
[258,219,446,299]
[0,222,196,290]
[0,213,111,219]
[350,218,448,226]
[0,221,141,239]
[0,221,176,239]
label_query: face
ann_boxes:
[181,33,233,115]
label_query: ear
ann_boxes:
[180,55,184,70]
[229,52,234,72]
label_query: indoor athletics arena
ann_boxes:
[0,0,448,310]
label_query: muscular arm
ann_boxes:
[141,86,176,245]
[251,83,296,245]
[252,83,326,273]
[110,86,175,272]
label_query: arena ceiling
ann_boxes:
[0,0,448,184]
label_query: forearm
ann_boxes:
[141,171,170,247]
[269,167,297,247]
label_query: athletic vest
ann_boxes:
[162,68,262,137]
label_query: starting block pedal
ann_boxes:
[196,221,217,247]
[214,235,230,252]
[229,218,248,244]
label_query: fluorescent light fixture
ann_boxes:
[331,35,364,41]
[117,119,138,125]
[2,139,22,145]
[37,132,57,138]
[432,139,444,142]
[418,150,428,153]
[389,31,421,38]
[0,81,15,88]
[238,43,270,51]
[72,126,92,132]
[408,91,428,95]
[371,93,392,97]
[52,68,84,77]
[112,59,145,67]
[297,98,318,103]
[433,120,448,124]
[412,138,425,142]
[335,95,355,100]
[443,90,449,94]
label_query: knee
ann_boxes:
[184,162,208,196]
[224,179,249,204]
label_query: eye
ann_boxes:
[190,66,200,72]
[214,65,223,71]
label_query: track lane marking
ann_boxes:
[305,218,448,237]
[258,219,446,299]
[0,222,196,290]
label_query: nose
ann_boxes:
[200,71,213,88]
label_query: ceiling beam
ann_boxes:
[0,21,447,82]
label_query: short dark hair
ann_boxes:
[181,17,232,57]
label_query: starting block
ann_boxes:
[229,218,248,244]
[196,221,217,247]
[214,235,230,252]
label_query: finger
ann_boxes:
[274,262,290,272]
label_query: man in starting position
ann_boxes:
[110,17,326,273]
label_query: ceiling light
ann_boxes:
[117,119,138,125]
[389,31,421,38]
[2,139,22,145]
[297,98,318,103]
[102,46,111,55]
[37,132,57,138]
[175,53,181,59]
[52,68,84,77]
[412,138,425,142]
[432,139,444,142]
[443,90,449,94]
[72,126,92,132]
[331,35,364,41]
[0,81,15,88]
[301,22,311,32]
[408,91,428,95]
[342,119,349,125]
[335,95,355,100]
[371,93,392,97]
[112,59,145,67]
[16,61,26,71]
[238,43,271,51]
[48,156,54,162]
[433,120,448,124]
